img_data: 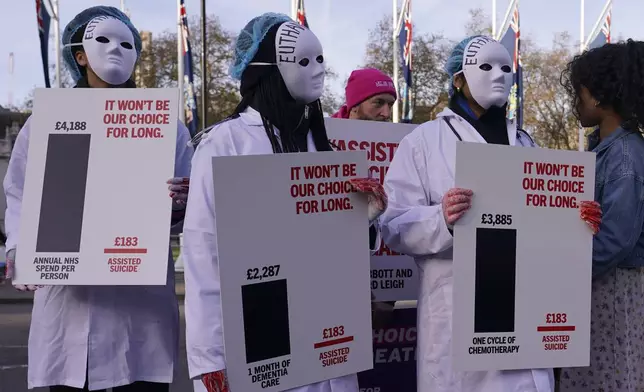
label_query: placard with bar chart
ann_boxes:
[452,142,596,371]
[13,88,178,285]
[212,151,373,391]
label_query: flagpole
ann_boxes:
[578,0,585,151]
[291,0,297,20]
[177,0,185,124]
[492,0,497,38]
[392,0,399,123]
[52,0,61,88]
[200,0,207,130]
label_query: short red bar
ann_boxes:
[103,248,148,254]
[313,336,354,349]
[537,325,576,332]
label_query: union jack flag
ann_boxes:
[180,0,199,137]
[296,0,309,28]
[35,0,51,88]
[588,6,611,49]
[499,0,522,129]
[398,0,412,122]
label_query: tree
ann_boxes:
[320,67,342,115]
[142,15,239,126]
[363,15,451,123]
[142,15,341,123]
[521,33,579,149]
[464,8,493,37]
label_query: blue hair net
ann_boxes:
[229,12,293,80]
[445,35,485,97]
[62,6,142,82]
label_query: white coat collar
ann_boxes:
[239,106,265,127]
[435,107,518,146]
[238,106,318,152]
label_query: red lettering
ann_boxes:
[117,99,153,111]
[368,165,389,185]
[534,162,570,176]
[128,113,170,125]
[109,265,139,272]
[549,195,578,208]
[526,194,547,207]
[571,165,585,177]
[317,181,352,196]
[156,99,170,111]
[303,164,340,179]
[328,139,399,162]
[374,240,401,256]
[103,113,127,124]
[546,179,584,193]
[544,343,568,351]
[131,127,163,138]
[320,197,353,212]
[296,200,319,214]
[522,177,545,191]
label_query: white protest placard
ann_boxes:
[452,142,595,371]
[213,151,373,391]
[14,88,178,285]
[326,118,419,301]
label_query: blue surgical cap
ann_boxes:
[229,12,293,80]
[445,35,485,97]
[62,6,142,82]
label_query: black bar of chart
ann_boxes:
[35,133,91,253]
[474,227,517,333]
[241,279,291,364]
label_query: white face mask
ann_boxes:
[81,16,137,85]
[275,22,325,104]
[460,36,513,110]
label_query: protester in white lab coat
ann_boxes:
[380,35,602,392]
[2,6,192,391]
[183,12,386,392]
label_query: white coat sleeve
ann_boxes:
[183,128,235,379]
[3,118,31,253]
[369,221,381,255]
[170,121,194,235]
[379,131,453,257]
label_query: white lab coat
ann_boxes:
[3,116,193,390]
[380,108,554,392]
[183,107,377,392]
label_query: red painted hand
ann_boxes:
[442,188,473,227]
[580,200,602,235]
[202,370,229,392]
[348,178,388,222]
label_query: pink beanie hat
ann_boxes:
[332,68,397,118]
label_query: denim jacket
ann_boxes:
[588,127,644,279]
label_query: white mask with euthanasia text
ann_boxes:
[459,36,513,110]
[80,16,138,85]
[274,22,326,104]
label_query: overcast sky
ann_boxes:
[0,0,640,108]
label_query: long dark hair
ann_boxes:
[232,66,331,153]
[561,39,644,131]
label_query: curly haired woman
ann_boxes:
[559,39,644,392]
